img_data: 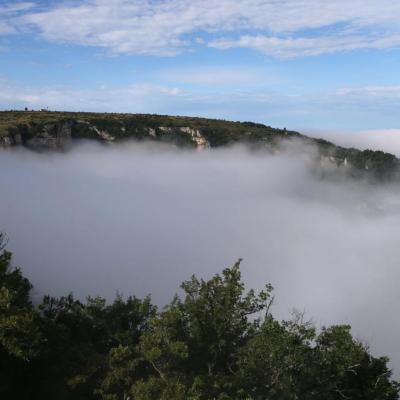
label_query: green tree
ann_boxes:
[310,325,400,399]
[0,236,398,400]
[36,293,155,399]
[237,312,316,399]
[0,233,43,398]
[94,295,156,400]
[133,260,274,399]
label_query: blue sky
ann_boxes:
[1,0,400,132]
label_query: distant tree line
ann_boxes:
[0,232,399,399]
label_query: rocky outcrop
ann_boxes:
[1,111,398,182]
[0,120,75,151]
[0,131,22,148]
[26,121,74,150]
[0,120,211,151]
[1,120,115,150]
[179,127,210,149]
[0,135,13,149]
[89,126,115,142]
[158,126,210,149]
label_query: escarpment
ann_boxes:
[1,111,399,181]
[0,117,211,151]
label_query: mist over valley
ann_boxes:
[2,138,400,375]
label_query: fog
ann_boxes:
[1,141,400,373]
[306,128,400,157]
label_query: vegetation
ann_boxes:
[0,110,298,145]
[0,233,398,399]
[1,110,399,181]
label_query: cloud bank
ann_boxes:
[308,129,400,157]
[1,142,400,374]
[3,0,400,57]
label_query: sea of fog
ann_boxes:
[1,141,400,374]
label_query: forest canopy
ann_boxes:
[0,233,399,400]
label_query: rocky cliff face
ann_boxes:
[158,126,210,149]
[177,127,210,149]
[0,120,211,151]
[1,111,398,182]
[1,120,74,150]
[27,120,74,150]
[0,135,15,149]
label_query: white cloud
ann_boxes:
[2,0,399,57]
[355,130,400,156]
[160,66,270,86]
[307,129,400,157]
[335,86,400,98]
[0,2,35,35]
[0,2,35,14]
[209,33,400,58]
[330,86,400,116]
[0,80,182,111]
[0,21,14,35]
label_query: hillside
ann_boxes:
[0,110,399,181]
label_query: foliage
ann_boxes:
[2,110,399,181]
[0,233,398,399]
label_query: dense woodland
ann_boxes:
[0,232,399,399]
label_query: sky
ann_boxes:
[1,0,400,132]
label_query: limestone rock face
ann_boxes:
[157,126,210,149]
[0,120,211,151]
[0,132,22,148]
[179,127,210,149]
[148,128,156,137]
[0,135,13,149]
[89,126,115,142]
[25,120,74,150]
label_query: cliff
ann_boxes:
[0,111,297,150]
[1,111,399,181]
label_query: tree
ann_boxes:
[36,293,156,399]
[237,312,316,399]
[310,325,400,399]
[94,295,156,400]
[131,260,399,399]
[0,233,43,398]
[0,237,398,399]
[133,260,274,399]
[237,317,400,399]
